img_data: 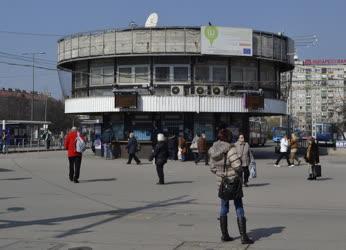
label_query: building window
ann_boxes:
[90,59,114,86]
[74,61,88,88]
[135,66,149,83]
[118,65,150,84]
[154,65,190,84]
[118,67,132,83]
[212,66,227,83]
[174,67,189,82]
[195,65,210,83]
[155,66,170,82]
[195,65,227,83]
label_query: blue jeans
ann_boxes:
[220,198,245,218]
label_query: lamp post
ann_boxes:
[22,52,45,121]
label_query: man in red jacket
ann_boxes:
[64,127,84,183]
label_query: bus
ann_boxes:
[314,122,336,145]
[272,127,287,143]
[249,119,268,146]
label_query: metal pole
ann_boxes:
[31,54,35,121]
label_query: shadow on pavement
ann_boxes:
[316,177,333,181]
[0,168,14,172]
[80,178,117,183]
[0,177,32,181]
[0,197,19,200]
[247,183,270,187]
[0,195,195,239]
[7,207,25,212]
[249,226,285,241]
[164,181,194,185]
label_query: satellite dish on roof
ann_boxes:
[145,13,158,28]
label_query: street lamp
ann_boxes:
[22,52,45,121]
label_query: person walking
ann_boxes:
[190,133,200,163]
[178,133,187,161]
[196,132,208,165]
[167,133,178,160]
[305,137,320,180]
[235,133,252,187]
[150,133,169,184]
[274,134,293,167]
[209,128,254,244]
[126,132,141,165]
[290,133,301,166]
[64,127,85,183]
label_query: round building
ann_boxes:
[57,26,294,156]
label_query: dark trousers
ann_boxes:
[275,152,291,165]
[242,166,250,184]
[68,156,82,181]
[127,153,140,164]
[196,152,208,165]
[156,163,165,184]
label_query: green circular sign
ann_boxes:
[204,26,218,45]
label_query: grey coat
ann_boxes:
[235,141,251,167]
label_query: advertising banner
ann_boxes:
[201,26,253,56]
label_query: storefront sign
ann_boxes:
[114,92,137,109]
[201,26,253,56]
[303,59,346,65]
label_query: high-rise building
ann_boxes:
[284,59,346,136]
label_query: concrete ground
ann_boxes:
[0,145,345,250]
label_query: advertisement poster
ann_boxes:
[201,26,253,56]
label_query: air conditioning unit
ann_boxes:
[194,85,208,95]
[211,86,224,96]
[170,85,184,96]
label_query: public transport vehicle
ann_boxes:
[272,127,287,143]
[249,119,268,146]
[313,122,336,145]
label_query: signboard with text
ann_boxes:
[336,140,346,148]
[201,26,253,56]
[303,59,346,65]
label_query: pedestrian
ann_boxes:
[178,133,187,161]
[305,137,320,180]
[2,131,8,154]
[274,134,293,167]
[64,127,85,183]
[167,133,178,160]
[149,133,169,184]
[43,129,52,150]
[196,132,209,165]
[235,133,252,187]
[209,128,254,244]
[59,131,64,149]
[0,131,3,154]
[102,126,114,160]
[126,132,141,165]
[190,133,200,163]
[290,133,301,166]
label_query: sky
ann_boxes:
[0,0,345,98]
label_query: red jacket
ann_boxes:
[64,131,84,157]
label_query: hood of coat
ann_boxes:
[208,140,231,161]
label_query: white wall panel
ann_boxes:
[66,96,287,114]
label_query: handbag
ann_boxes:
[218,153,243,200]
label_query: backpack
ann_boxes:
[75,132,86,153]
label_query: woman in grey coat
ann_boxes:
[235,133,252,187]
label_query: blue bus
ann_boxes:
[314,123,336,145]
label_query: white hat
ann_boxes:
[157,133,165,142]
[71,126,77,131]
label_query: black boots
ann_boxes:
[219,216,233,242]
[307,173,316,180]
[237,217,254,244]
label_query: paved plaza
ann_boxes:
[0,146,346,250]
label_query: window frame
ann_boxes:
[117,64,150,86]
[153,64,191,85]
[194,65,228,84]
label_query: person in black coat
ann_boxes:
[126,132,141,165]
[150,133,169,184]
[167,134,178,160]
